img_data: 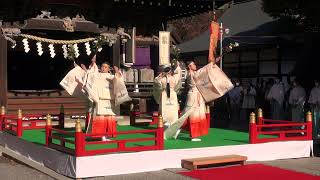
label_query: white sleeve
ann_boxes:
[173,66,182,92]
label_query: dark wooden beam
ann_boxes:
[112,38,121,67]
[257,49,260,75]
[0,35,8,107]
[0,0,222,24]
[277,45,282,79]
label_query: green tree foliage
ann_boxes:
[262,0,320,31]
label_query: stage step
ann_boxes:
[6,91,87,115]
[181,155,247,170]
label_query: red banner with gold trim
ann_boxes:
[208,21,219,62]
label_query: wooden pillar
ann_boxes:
[206,105,211,128]
[306,111,313,140]
[150,45,159,73]
[59,105,65,129]
[75,119,85,157]
[45,114,52,146]
[277,45,282,79]
[0,35,7,107]
[0,106,5,131]
[129,103,136,126]
[257,49,260,75]
[238,52,242,78]
[157,115,164,150]
[125,27,136,65]
[112,38,121,67]
[249,112,257,144]
[257,108,263,131]
[17,109,23,137]
[151,111,159,125]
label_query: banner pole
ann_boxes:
[220,22,223,70]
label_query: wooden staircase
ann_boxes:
[181,155,247,170]
[7,90,87,115]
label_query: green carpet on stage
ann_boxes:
[21,125,268,151]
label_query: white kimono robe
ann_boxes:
[84,68,130,135]
[309,86,320,135]
[85,72,116,116]
[61,62,130,136]
[164,66,208,139]
[183,69,208,138]
[154,67,182,125]
[60,65,86,97]
[164,63,232,139]
[267,83,285,119]
[289,85,306,122]
[60,64,96,112]
[309,86,320,106]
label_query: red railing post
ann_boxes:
[129,103,136,126]
[249,112,257,144]
[17,109,23,137]
[118,141,126,151]
[45,114,52,146]
[59,105,65,129]
[85,111,90,130]
[152,111,159,125]
[75,119,85,156]
[157,115,164,150]
[306,111,313,140]
[206,105,211,128]
[0,106,5,131]
[257,108,263,131]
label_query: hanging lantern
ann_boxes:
[48,44,56,58]
[22,38,30,53]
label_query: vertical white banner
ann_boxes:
[159,31,170,65]
[125,27,136,65]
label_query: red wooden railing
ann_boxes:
[1,105,165,156]
[1,112,61,137]
[46,116,164,157]
[130,105,211,128]
[2,114,21,136]
[129,110,159,126]
[249,109,313,144]
[0,106,81,137]
[46,121,76,155]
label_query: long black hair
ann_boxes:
[166,75,170,98]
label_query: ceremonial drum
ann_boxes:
[193,63,233,103]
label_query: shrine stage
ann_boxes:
[0,128,313,179]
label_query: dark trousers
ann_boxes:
[270,100,283,120]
